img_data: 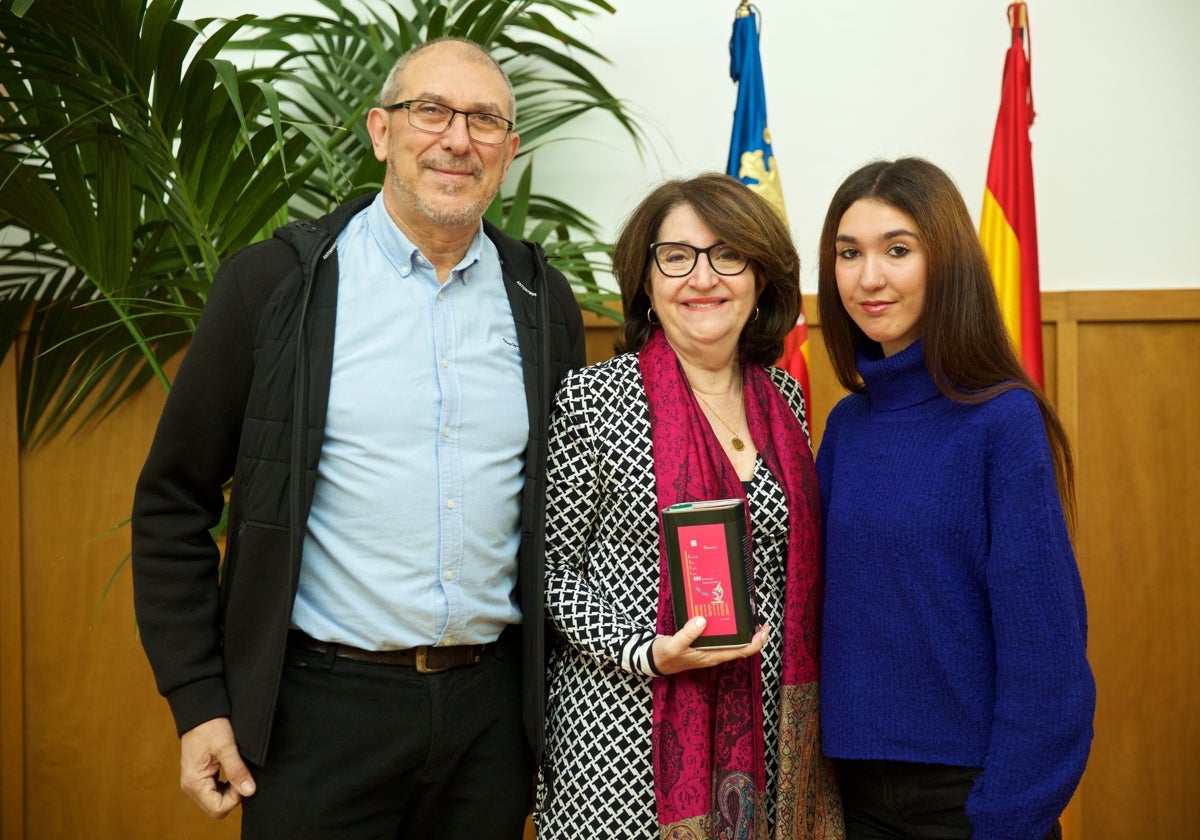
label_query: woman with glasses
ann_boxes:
[535,173,842,839]
[815,157,1094,840]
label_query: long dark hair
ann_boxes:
[612,173,799,367]
[817,157,1076,528]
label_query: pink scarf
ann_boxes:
[640,329,842,839]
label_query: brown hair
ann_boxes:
[817,157,1076,528]
[612,173,800,366]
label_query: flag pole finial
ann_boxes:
[1008,2,1028,32]
[736,1,752,19]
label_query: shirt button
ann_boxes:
[444,571,455,581]
[443,426,452,437]
[440,358,448,368]
[446,498,456,509]
[437,292,444,301]
[400,265,411,276]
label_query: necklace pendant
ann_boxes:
[731,436,745,451]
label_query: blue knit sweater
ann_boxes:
[817,341,1095,840]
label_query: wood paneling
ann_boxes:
[1072,319,1200,839]
[13,376,240,840]
[582,309,620,366]
[2,289,1198,839]
[1,351,25,840]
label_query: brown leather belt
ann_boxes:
[287,629,490,674]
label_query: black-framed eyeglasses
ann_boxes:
[382,99,514,145]
[650,241,750,277]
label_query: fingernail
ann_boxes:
[695,616,707,628]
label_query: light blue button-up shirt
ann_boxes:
[291,194,528,649]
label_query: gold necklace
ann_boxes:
[693,389,747,451]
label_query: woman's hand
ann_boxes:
[650,616,770,675]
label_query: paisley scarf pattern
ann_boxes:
[640,329,843,839]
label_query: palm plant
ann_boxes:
[234,0,642,310]
[0,0,642,448]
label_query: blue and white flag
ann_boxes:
[727,3,808,399]
[727,3,787,221]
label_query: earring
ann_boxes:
[748,306,759,323]
[647,306,661,325]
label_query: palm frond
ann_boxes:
[0,0,643,447]
[0,0,335,445]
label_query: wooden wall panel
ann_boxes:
[15,378,239,840]
[1072,319,1200,839]
[1,351,25,840]
[582,311,620,366]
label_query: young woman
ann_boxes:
[816,157,1095,840]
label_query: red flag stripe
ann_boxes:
[982,2,1043,386]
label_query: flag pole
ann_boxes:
[980,1,1044,386]
[726,1,812,406]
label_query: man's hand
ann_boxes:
[650,616,770,675]
[179,717,256,818]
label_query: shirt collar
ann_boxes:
[367,193,484,284]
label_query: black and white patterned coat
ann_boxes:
[535,351,810,838]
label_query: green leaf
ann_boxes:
[0,0,647,447]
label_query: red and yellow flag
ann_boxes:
[985,34,1080,840]
[980,2,1043,386]
[727,2,810,405]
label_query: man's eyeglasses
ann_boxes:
[382,99,514,145]
[650,242,750,277]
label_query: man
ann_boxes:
[131,38,585,839]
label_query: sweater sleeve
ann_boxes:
[543,368,661,676]
[129,248,274,737]
[966,391,1096,840]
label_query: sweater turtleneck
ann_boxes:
[856,340,943,413]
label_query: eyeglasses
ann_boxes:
[382,99,514,145]
[650,241,749,277]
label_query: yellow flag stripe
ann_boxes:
[980,187,1024,354]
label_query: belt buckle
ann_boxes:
[414,646,450,674]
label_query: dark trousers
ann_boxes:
[240,632,532,840]
[836,759,1062,840]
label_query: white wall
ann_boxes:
[183,0,1200,293]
